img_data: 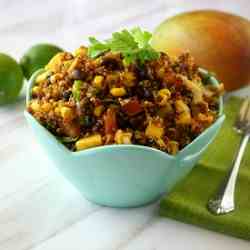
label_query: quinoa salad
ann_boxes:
[27,28,223,154]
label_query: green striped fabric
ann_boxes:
[160,97,250,240]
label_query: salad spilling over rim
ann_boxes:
[27,28,224,155]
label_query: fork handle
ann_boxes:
[208,133,250,215]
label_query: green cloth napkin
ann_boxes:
[160,97,250,241]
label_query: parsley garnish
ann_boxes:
[88,27,160,65]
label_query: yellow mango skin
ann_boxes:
[152,10,250,91]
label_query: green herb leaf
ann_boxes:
[87,28,160,65]
[88,37,109,58]
[137,48,160,64]
[130,27,152,48]
[108,30,138,53]
[72,80,83,102]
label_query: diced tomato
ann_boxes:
[121,98,142,116]
[104,108,117,134]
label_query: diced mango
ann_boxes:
[145,121,164,139]
[157,88,171,106]
[60,106,74,121]
[114,130,132,144]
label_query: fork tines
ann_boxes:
[235,98,250,132]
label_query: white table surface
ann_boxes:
[0,1,250,249]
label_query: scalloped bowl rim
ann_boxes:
[25,67,224,158]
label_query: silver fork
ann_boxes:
[208,98,250,215]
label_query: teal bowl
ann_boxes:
[24,69,225,207]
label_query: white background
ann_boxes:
[0,0,250,249]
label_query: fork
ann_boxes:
[208,98,250,215]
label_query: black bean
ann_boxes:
[143,88,152,99]
[135,64,148,80]
[136,86,153,100]
[138,68,148,80]
[80,115,95,128]
[129,113,146,129]
[62,90,72,100]
[70,69,85,80]
[102,98,119,105]
[92,120,103,132]
[117,113,130,129]
[102,54,123,70]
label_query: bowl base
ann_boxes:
[82,193,165,208]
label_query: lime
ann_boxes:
[20,43,63,79]
[0,53,24,105]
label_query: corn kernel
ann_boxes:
[159,88,171,97]
[93,75,104,89]
[177,113,192,125]
[60,106,74,121]
[197,113,214,124]
[76,134,102,150]
[157,103,173,118]
[157,89,171,106]
[41,102,52,112]
[32,86,41,95]
[175,100,191,125]
[54,107,61,116]
[182,76,203,104]
[63,60,73,70]
[67,57,81,73]
[167,141,179,155]
[145,121,164,139]
[110,87,126,97]
[114,130,132,144]
[50,73,63,83]
[35,71,50,83]
[73,46,88,57]
[45,52,65,72]
[106,73,119,84]
[156,138,167,148]
[30,100,40,112]
[122,72,136,87]
[94,105,104,117]
[157,67,165,78]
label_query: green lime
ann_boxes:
[0,53,24,105]
[20,43,63,79]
